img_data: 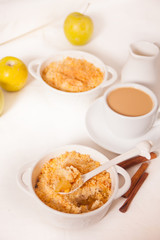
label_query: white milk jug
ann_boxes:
[121,41,159,89]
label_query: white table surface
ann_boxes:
[0,0,160,239]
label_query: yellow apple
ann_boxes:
[0,56,28,92]
[64,12,94,45]
[0,88,4,115]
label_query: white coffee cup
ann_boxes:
[102,83,160,138]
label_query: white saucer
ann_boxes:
[85,97,160,154]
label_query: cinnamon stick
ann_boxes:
[119,172,149,213]
[122,162,149,198]
[118,152,157,169]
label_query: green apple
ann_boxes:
[0,88,4,115]
[64,12,94,45]
[0,56,28,92]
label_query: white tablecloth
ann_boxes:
[0,0,160,239]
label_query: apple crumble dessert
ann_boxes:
[42,57,104,92]
[35,151,111,214]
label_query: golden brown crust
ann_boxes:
[42,57,104,92]
[35,151,111,214]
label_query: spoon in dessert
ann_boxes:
[58,140,152,195]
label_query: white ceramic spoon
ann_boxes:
[59,140,152,195]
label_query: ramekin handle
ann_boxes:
[101,65,117,88]
[17,162,33,195]
[28,59,42,79]
[153,107,160,127]
[114,165,131,199]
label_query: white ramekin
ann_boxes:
[28,50,117,103]
[17,145,131,229]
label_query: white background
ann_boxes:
[0,0,160,239]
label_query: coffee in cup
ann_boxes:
[107,87,153,117]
